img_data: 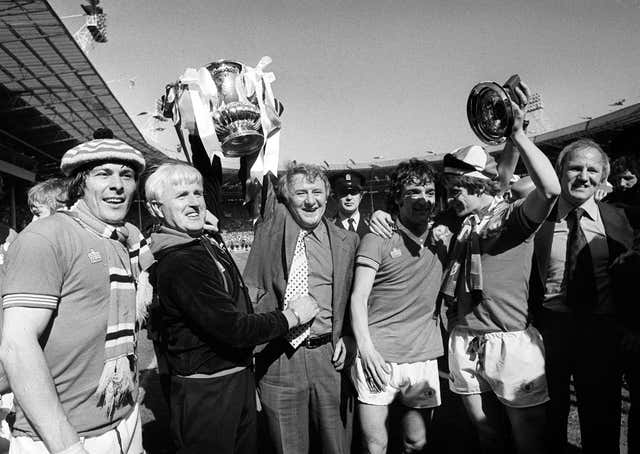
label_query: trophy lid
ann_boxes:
[205,60,243,75]
[467,81,515,145]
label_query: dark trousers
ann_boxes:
[628,351,640,454]
[169,368,257,454]
[256,340,353,454]
[541,310,622,454]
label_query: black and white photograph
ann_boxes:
[0,1,638,453]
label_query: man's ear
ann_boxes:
[146,200,164,220]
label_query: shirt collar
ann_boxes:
[396,219,429,248]
[557,195,598,221]
[339,211,360,227]
[302,218,328,242]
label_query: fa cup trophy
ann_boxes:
[208,60,271,157]
[466,74,527,145]
[162,56,283,160]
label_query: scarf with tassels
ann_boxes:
[62,200,154,418]
[440,197,510,305]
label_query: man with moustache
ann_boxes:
[531,139,636,454]
[0,139,151,454]
[244,162,359,454]
[144,162,318,453]
[331,172,369,238]
[349,159,447,454]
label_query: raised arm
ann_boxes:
[510,82,561,222]
[498,139,520,194]
[0,307,87,454]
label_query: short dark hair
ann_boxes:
[387,159,437,212]
[441,174,501,197]
[66,168,90,207]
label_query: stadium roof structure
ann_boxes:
[0,0,164,183]
[313,101,640,180]
[310,153,443,182]
[487,101,640,163]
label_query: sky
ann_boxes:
[50,0,640,166]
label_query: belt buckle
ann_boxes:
[304,334,330,349]
[304,337,315,349]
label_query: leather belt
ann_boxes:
[303,333,332,349]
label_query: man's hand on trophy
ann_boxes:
[509,80,531,137]
[287,295,320,326]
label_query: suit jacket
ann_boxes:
[331,215,369,239]
[244,203,359,346]
[530,201,637,325]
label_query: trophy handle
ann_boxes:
[503,74,529,130]
[503,74,525,108]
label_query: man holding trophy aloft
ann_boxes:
[151,57,294,453]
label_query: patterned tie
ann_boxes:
[348,218,356,232]
[565,207,597,309]
[284,230,312,348]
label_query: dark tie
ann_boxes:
[564,207,597,309]
[348,218,356,232]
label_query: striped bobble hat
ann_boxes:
[61,139,146,176]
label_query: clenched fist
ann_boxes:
[287,295,320,326]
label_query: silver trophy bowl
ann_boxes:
[207,60,264,157]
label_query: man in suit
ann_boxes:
[244,162,359,454]
[531,138,636,454]
[331,172,369,238]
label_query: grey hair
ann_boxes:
[144,161,203,203]
[277,162,330,202]
[555,139,610,183]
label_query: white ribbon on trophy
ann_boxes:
[178,68,223,160]
[242,56,281,180]
[169,57,282,182]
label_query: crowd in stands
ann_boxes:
[221,230,254,251]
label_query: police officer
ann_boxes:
[331,172,369,238]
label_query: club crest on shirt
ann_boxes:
[87,248,102,264]
[390,248,402,258]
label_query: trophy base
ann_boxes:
[221,130,264,158]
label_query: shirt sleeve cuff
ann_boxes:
[2,294,59,310]
[356,255,380,271]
